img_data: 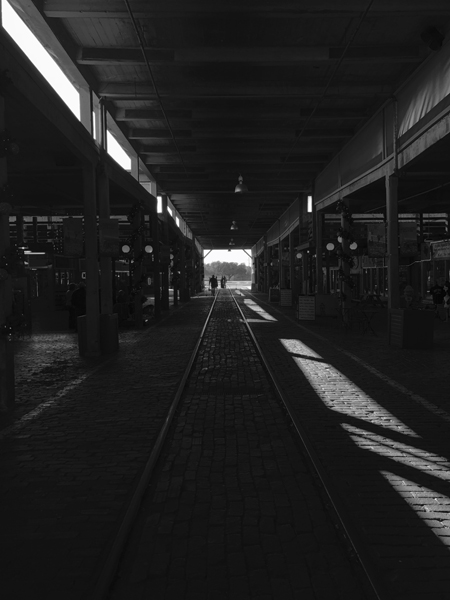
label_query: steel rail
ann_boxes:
[91,291,220,600]
[229,289,391,600]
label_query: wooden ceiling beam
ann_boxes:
[128,129,192,139]
[130,127,354,140]
[151,165,318,173]
[98,82,393,99]
[43,0,450,18]
[115,108,365,121]
[141,153,331,163]
[77,46,422,65]
[115,109,193,120]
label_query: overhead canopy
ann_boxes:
[3,0,450,248]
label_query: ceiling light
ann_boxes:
[230,221,238,230]
[229,238,235,246]
[234,175,248,193]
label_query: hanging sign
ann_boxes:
[432,240,450,259]
[99,218,120,257]
[367,223,386,257]
[63,218,83,257]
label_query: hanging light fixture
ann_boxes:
[230,221,238,230]
[234,175,248,193]
[229,238,235,246]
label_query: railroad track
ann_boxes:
[93,288,388,600]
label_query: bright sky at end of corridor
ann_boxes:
[204,249,251,265]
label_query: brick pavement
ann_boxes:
[234,290,450,599]
[0,299,212,600]
[109,292,371,600]
[3,290,450,599]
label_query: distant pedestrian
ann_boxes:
[65,283,77,329]
[71,281,86,331]
[209,274,218,296]
[220,276,227,289]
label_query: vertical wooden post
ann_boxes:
[132,205,144,328]
[278,238,283,287]
[172,239,179,306]
[82,163,100,356]
[288,231,294,292]
[151,212,161,317]
[97,162,113,315]
[301,251,308,294]
[263,237,269,293]
[316,210,324,294]
[180,242,187,301]
[340,199,351,315]
[386,174,400,309]
[0,94,14,411]
[160,195,170,310]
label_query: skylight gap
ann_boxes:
[1,0,80,119]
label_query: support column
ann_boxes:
[82,163,100,356]
[289,231,294,291]
[97,162,113,315]
[172,240,179,306]
[386,175,400,309]
[151,213,161,318]
[0,93,14,411]
[263,237,269,293]
[160,196,170,310]
[419,213,427,299]
[180,242,187,301]
[278,238,283,287]
[316,210,324,294]
[132,205,144,328]
[340,200,351,315]
[301,251,308,294]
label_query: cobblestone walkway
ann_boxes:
[0,299,211,600]
[2,290,450,599]
[110,292,369,600]
[235,291,450,600]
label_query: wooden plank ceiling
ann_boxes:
[26,1,450,247]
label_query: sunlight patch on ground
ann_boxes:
[343,424,450,478]
[243,299,277,321]
[280,338,419,437]
[381,471,450,546]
